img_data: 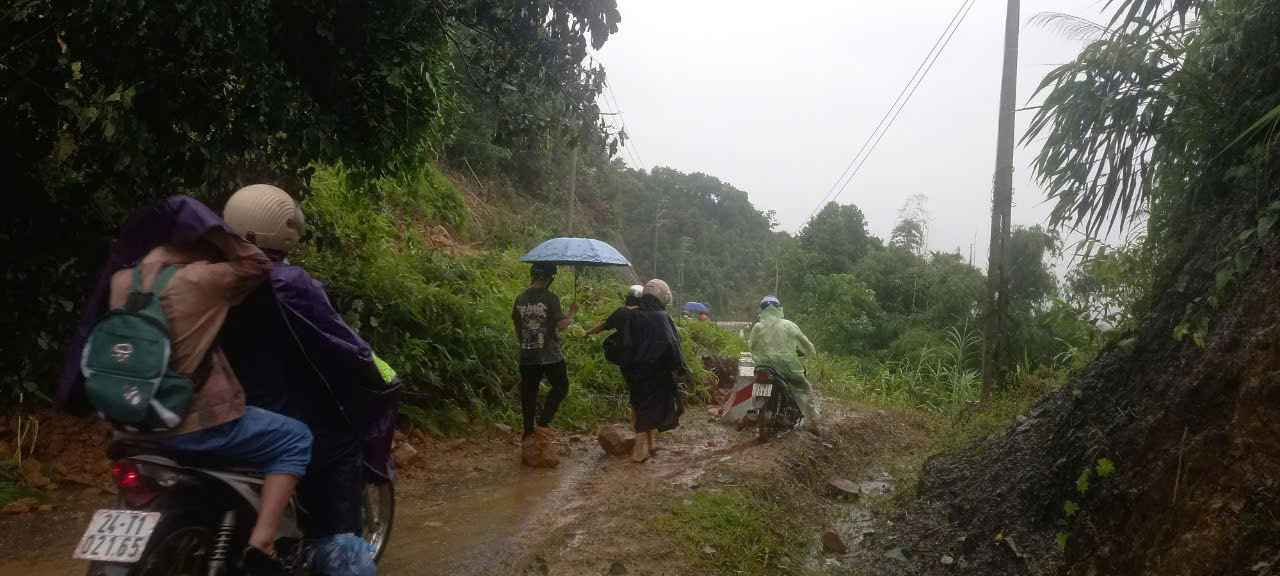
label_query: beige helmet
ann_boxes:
[223,184,305,253]
[643,279,672,307]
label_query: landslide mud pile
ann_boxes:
[884,209,1280,575]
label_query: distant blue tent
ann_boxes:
[682,302,709,313]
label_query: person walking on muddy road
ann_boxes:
[618,279,688,462]
[513,263,578,443]
[749,296,820,428]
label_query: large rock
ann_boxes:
[521,432,559,468]
[596,424,636,457]
[392,443,419,469]
[822,530,849,554]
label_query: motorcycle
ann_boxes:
[751,366,803,443]
[80,439,394,575]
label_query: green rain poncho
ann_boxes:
[748,305,819,422]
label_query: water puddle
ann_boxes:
[382,453,592,576]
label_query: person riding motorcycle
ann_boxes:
[748,296,819,425]
[220,184,399,576]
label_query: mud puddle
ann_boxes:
[382,447,599,576]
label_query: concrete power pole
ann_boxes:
[983,0,1020,400]
[676,236,693,313]
[567,146,578,236]
[653,195,667,279]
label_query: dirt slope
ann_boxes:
[870,218,1280,575]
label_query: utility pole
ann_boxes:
[653,194,667,279]
[983,0,1020,401]
[676,236,694,313]
[566,146,578,236]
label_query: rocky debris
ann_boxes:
[828,477,860,495]
[19,458,51,489]
[596,424,636,457]
[822,530,849,554]
[37,504,54,513]
[3,497,39,515]
[521,432,559,468]
[392,443,420,469]
[82,487,102,497]
[410,428,428,445]
[884,547,908,563]
[608,561,628,575]
[394,430,407,443]
[705,406,719,417]
[940,555,955,565]
[495,423,513,435]
[702,545,717,555]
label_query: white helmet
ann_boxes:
[223,184,305,253]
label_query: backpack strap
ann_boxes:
[125,265,181,325]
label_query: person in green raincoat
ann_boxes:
[748,295,819,424]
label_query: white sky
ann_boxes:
[595,0,1105,266]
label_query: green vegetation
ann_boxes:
[652,488,810,576]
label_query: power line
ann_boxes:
[588,53,649,172]
[827,0,978,208]
[796,0,977,232]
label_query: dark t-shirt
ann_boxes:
[512,287,565,365]
[602,306,633,332]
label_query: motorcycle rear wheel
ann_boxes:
[757,389,779,444]
[361,478,395,562]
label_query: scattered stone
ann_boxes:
[441,438,467,452]
[37,504,54,513]
[884,547,908,563]
[1016,415,1028,423]
[608,561,628,575]
[19,458,51,488]
[828,477,860,495]
[569,435,582,443]
[82,487,102,497]
[394,430,407,443]
[45,483,60,491]
[822,530,848,554]
[705,406,719,416]
[495,423,513,435]
[940,555,954,566]
[53,462,69,477]
[521,433,559,468]
[716,474,732,484]
[702,546,717,555]
[823,558,843,567]
[410,429,428,445]
[3,502,30,515]
[596,424,636,457]
[392,443,420,468]
[422,521,444,528]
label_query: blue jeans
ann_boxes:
[311,533,376,576]
[166,406,313,477]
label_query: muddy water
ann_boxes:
[382,449,599,576]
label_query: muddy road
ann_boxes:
[0,402,931,576]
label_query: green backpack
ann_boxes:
[81,265,196,432]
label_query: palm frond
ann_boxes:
[1029,12,1109,41]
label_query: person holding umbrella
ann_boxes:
[513,262,578,440]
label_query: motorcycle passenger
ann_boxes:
[104,198,312,574]
[748,296,820,426]
[221,184,394,576]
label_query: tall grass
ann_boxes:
[813,325,981,418]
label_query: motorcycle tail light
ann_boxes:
[112,460,159,507]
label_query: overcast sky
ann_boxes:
[595,0,1104,266]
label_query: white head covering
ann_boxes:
[628,284,645,299]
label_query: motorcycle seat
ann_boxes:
[109,438,267,478]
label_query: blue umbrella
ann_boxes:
[682,302,709,313]
[519,237,631,267]
[520,237,632,299]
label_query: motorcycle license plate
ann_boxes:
[752,383,773,397]
[72,510,161,563]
